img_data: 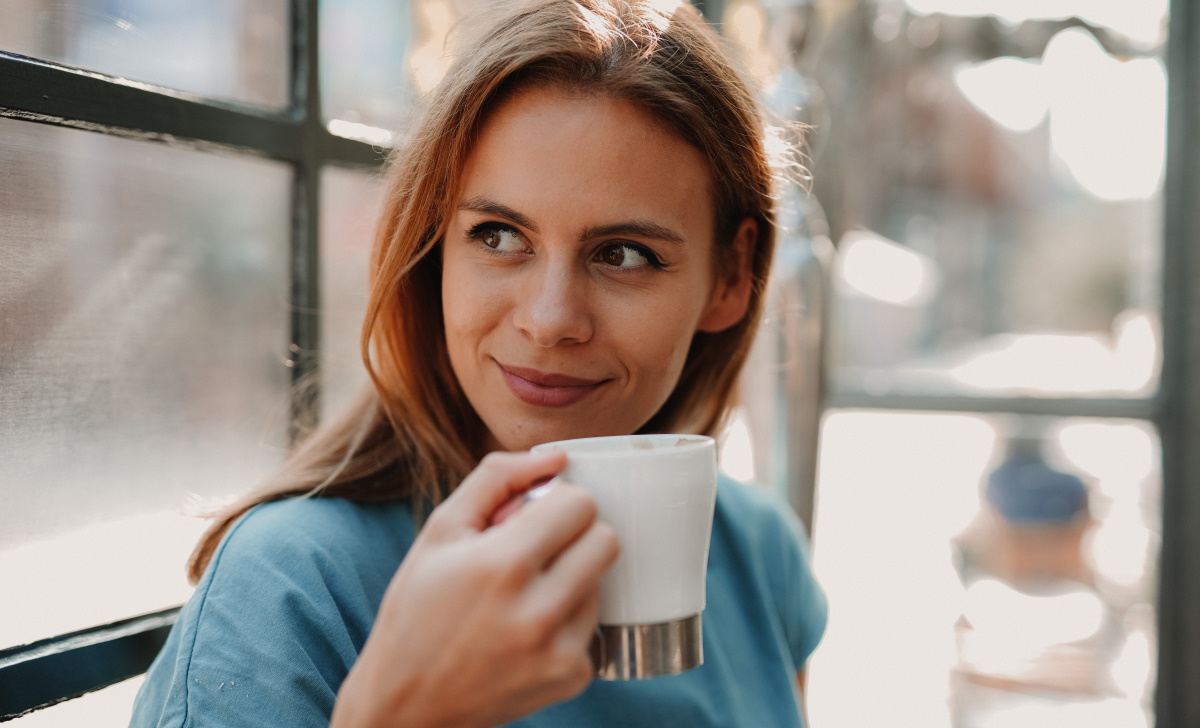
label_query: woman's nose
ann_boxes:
[512,262,594,347]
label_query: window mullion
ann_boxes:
[288,0,325,441]
[825,389,1161,420]
[1155,0,1200,724]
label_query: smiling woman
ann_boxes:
[445,88,756,450]
[128,2,824,727]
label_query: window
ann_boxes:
[719,0,1199,725]
[0,0,386,721]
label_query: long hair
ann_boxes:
[188,0,789,583]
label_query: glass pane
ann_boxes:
[0,0,289,108]
[0,118,291,647]
[320,0,415,138]
[803,1,1167,399]
[320,166,386,418]
[807,409,1159,727]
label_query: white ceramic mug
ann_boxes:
[532,434,717,678]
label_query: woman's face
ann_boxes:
[442,86,751,452]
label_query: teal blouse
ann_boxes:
[130,476,826,727]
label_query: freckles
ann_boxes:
[446,279,505,332]
[441,302,472,343]
[616,304,692,363]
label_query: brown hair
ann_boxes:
[187,0,788,583]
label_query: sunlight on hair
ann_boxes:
[570,1,625,46]
[643,0,685,13]
[642,0,684,31]
[763,123,810,190]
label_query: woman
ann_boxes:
[131,1,825,726]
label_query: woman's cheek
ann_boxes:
[622,304,697,376]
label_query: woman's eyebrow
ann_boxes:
[580,221,686,245]
[458,196,539,232]
[458,195,685,245]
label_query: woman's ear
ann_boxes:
[698,217,757,333]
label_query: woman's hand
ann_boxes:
[331,450,620,728]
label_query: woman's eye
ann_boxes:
[597,243,664,270]
[470,223,525,253]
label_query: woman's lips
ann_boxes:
[497,362,608,408]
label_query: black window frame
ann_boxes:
[2,0,1198,724]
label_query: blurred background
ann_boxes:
[0,0,1174,726]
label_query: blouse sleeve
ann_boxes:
[763,497,827,669]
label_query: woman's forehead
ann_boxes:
[455,86,714,237]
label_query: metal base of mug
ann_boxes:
[590,613,703,680]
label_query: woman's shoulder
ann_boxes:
[199,496,419,609]
[715,473,807,539]
[131,496,417,728]
[712,472,823,606]
[713,474,827,666]
[225,495,416,559]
